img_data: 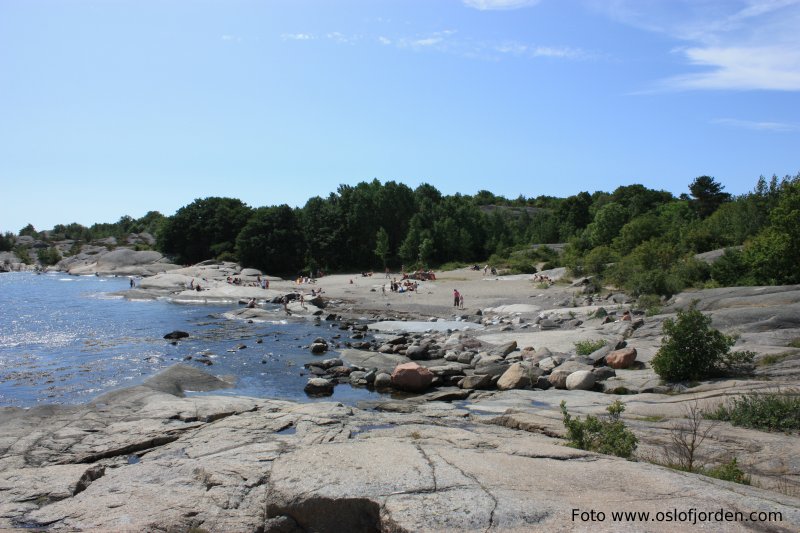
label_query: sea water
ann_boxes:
[0,272,382,407]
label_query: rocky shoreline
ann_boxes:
[2,260,800,531]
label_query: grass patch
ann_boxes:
[757,352,794,367]
[788,338,800,348]
[635,415,667,423]
[438,261,470,271]
[575,339,607,356]
[706,392,800,432]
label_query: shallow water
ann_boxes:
[0,272,383,407]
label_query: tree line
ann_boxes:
[7,174,800,299]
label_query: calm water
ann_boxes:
[0,272,382,407]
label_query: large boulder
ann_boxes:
[390,363,433,393]
[537,355,564,373]
[374,372,392,388]
[405,345,429,360]
[547,370,570,389]
[310,341,329,355]
[606,347,637,369]
[496,363,531,390]
[304,378,334,396]
[460,374,492,390]
[494,341,518,357]
[566,370,596,391]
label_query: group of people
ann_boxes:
[483,265,498,276]
[384,278,419,294]
[532,273,554,285]
[226,276,264,288]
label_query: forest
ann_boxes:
[5,173,800,300]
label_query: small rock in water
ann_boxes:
[163,330,190,340]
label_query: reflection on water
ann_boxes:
[0,272,383,407]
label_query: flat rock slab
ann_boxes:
[369,320,483,333]
[340,349,409,373]
[479,328,622,353]
[1,369,799,532]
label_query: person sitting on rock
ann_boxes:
[247,298,256,308]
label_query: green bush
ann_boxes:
[13,246,32,264]
[575,339,606,355]
[706,393,800,432]
[560,400,638,459]
[637,294,662,316]
[651,305,754,381]
[704,458,750,485]
[36,247,61,266]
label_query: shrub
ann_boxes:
[706,393,800,432]
[37,247,62,266]
[704,458,750,485]
[13,246,32,264]
[637,294,662,316]
[560,400,638,459]
[575,339,606,355]
[651,305,754,381]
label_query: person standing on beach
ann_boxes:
[453,289,460,307]
[459,293,464,309]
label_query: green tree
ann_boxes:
[419,236,435,266]
[556,191,592,239]
[18,224,38,238]
[651,305,752,381]
[689,176,731,219]
[158,197,251,264]
[586,202,628,247]
[374,227,390,268]
[613,214,663,255]
[0,232,14,252]
[742,178,800,284]
[235,205,303,275]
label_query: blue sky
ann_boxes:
[1,0,798,234]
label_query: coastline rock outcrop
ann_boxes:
[59,248,180,276]
[1,366,798,532]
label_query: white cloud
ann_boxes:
[378,36,392,45]
[590,0,800,91]
[713,118,800,132]
[463,0,542,10]
[281,33,314,41]
[494,41,588,59]
[412,37,443,47]
[664,45,800,90]
[398,30,458,50]
[531,46,585,58]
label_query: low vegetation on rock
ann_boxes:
[574,339,606,356]
[560,400,638,459]
[706,392,800,432]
